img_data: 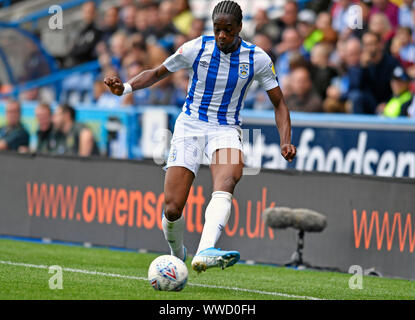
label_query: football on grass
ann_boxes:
[148,255,188,291]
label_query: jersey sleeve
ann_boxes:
[162,37,200,72]
[254,49,279,91]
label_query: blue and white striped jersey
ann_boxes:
[163,35,279,126]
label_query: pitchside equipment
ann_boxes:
[148,255,188,291]
[262,207,327,269]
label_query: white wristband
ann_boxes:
[123,83,132,95]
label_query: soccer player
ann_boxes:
[105,0,296,273]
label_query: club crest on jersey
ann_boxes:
[238,63,249,79]
[169,148,177,162]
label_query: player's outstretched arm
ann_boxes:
[104,65,171,96]
[267,86,297,162]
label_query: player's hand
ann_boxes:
[104,76,124,96]
[281,143,296,162]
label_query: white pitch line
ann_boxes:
[186,283,323,300]
[0,260,323,300]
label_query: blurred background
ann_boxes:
[0,0,414,177]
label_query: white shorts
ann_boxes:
[165,112,243,176]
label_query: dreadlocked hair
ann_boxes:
[212,0,243,25]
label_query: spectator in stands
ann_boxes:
[253,33,276,63]
[121,57,151,106]
[20,41,50,82]
[101,6,121,45]
[399,0,414,28]
[173,33,188,53]
[368,12,394,51]
[315,11,337,45]
[297,9,323,55]
[119,0,135,22]
[128,33,149,67]
[381,66,413,116]
[35,102,56,154]
[159,0,181,37]
[187,18,205,40]
[120,4,137,35]
[349,31,400,114]
[0,99,29,153]
[147,77,176,106]
[310,42,338,99]
[249,33,279,110]
[272,0,298,44]
[97,31,131,82]
[254,8,269,34]
[408,5,415,79]
[138,0,157,5]
[253,9,280,44]
[324,37,363,113]
[285,67,323,112]
[275,28,306,82]
[411,3,415,38]
[141,45,176,105]
[282,51,311,96]
[67,1,102,66]
[369,0,399,29]
[394,27,415,64]
[17,0,414,119]
[305,0,332,13]
[97,43,113,71]
[142,2,161,42]
[149,0,182,54]
[171,0,194,36]
[134,4,149,35]
[331,0,354,35]
[94,74,124,109]
[109,32,129,74]
[52,104,100,157]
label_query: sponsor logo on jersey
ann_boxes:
[269,62,276,75]
[200,61,209,69]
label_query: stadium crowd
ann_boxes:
[1,0,415,156]
[62,0,415,117]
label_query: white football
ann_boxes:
[148,255,188,291]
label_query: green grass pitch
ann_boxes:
[0,239,413,300]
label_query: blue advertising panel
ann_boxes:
[240,111,415,178]
[0,101,135,157]
[2,102,414,178]
[0,102,180,159]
